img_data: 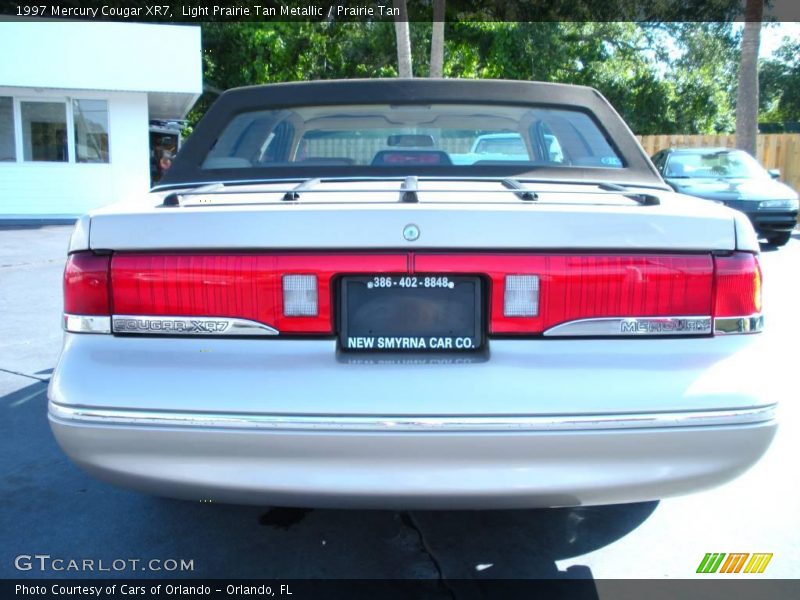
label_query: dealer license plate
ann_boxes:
[339,275,482,352]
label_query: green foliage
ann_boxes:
[655,23,738,133]
[187,22,399,126]
[436,22,738,134]
[189,20,743,135]
[759,37,800,124]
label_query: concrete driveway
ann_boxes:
[1,225,797,583]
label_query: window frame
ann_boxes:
[0,96,17,162]
[72,98,111,164]
[17,96,74,164]
[0,94,111,166]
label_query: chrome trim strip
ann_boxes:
[714,315,764,335]
[543,316,712,337]
[49,403,776,433]
[63,314,111,334]
[111,315,278,336]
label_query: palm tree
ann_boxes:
[393,0,413,78]
[735,0,764,156]
[430,0,445,78]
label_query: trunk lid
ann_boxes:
[88,181,736,251]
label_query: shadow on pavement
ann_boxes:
[759,228,797,252]
[404,502,657,579]
[2,378,656,589]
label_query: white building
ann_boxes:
[0,21,202,221]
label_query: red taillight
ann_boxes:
[94,251,760,337]
[63,252,111,315]
[110,253,407,333]
[415,254,714,334]
[713,252,762,317]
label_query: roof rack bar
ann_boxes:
[400,176,419,203]
[158,178,664,207]
[501,178,537,201]
[153,176,672,192]
[282,178,321,202]
[598,182,660,206]
[167,187,659,198]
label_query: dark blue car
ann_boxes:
[652,147,798,246]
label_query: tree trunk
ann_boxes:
[430,0,445,78]
[735,0,764,156]
[393,0,413,78]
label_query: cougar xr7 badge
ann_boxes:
[113,317,230,334]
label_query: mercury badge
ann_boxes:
[403,224,420,242]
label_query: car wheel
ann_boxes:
[766,231,792,246]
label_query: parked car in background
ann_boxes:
[652,147,799,246]
[450,132,563,165]
[50,80,775,509]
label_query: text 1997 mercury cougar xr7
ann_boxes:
[48,79,776,509]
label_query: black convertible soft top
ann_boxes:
[159,79,667,190]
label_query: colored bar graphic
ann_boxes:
[719,554,735,573]
[697,552,772,574]
[744,553,773,574]
[697,553,726,573]
[696,553,714,573]
[710,553,726,573]
[720,553,749,573]
[733,553,749,573]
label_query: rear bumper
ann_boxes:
[49,404,776,509]
[48,334,780,508]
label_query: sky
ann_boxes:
[738,21,800,58]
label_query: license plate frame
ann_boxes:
[339,274,483,352]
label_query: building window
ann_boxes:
[21,101,69,162]
[73,99,109,163]
[1,97,112,165]
[0,97,15,162]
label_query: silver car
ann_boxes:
[49,80,776,509]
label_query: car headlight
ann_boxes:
[758,199,799,210]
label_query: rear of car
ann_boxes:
[48,80,776,509]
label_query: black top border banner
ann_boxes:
[1,0,799,23]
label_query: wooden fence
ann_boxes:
[637,133,800,193]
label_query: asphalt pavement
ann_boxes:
[1,224,797,584]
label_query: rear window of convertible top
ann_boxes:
[201,103,623,171]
